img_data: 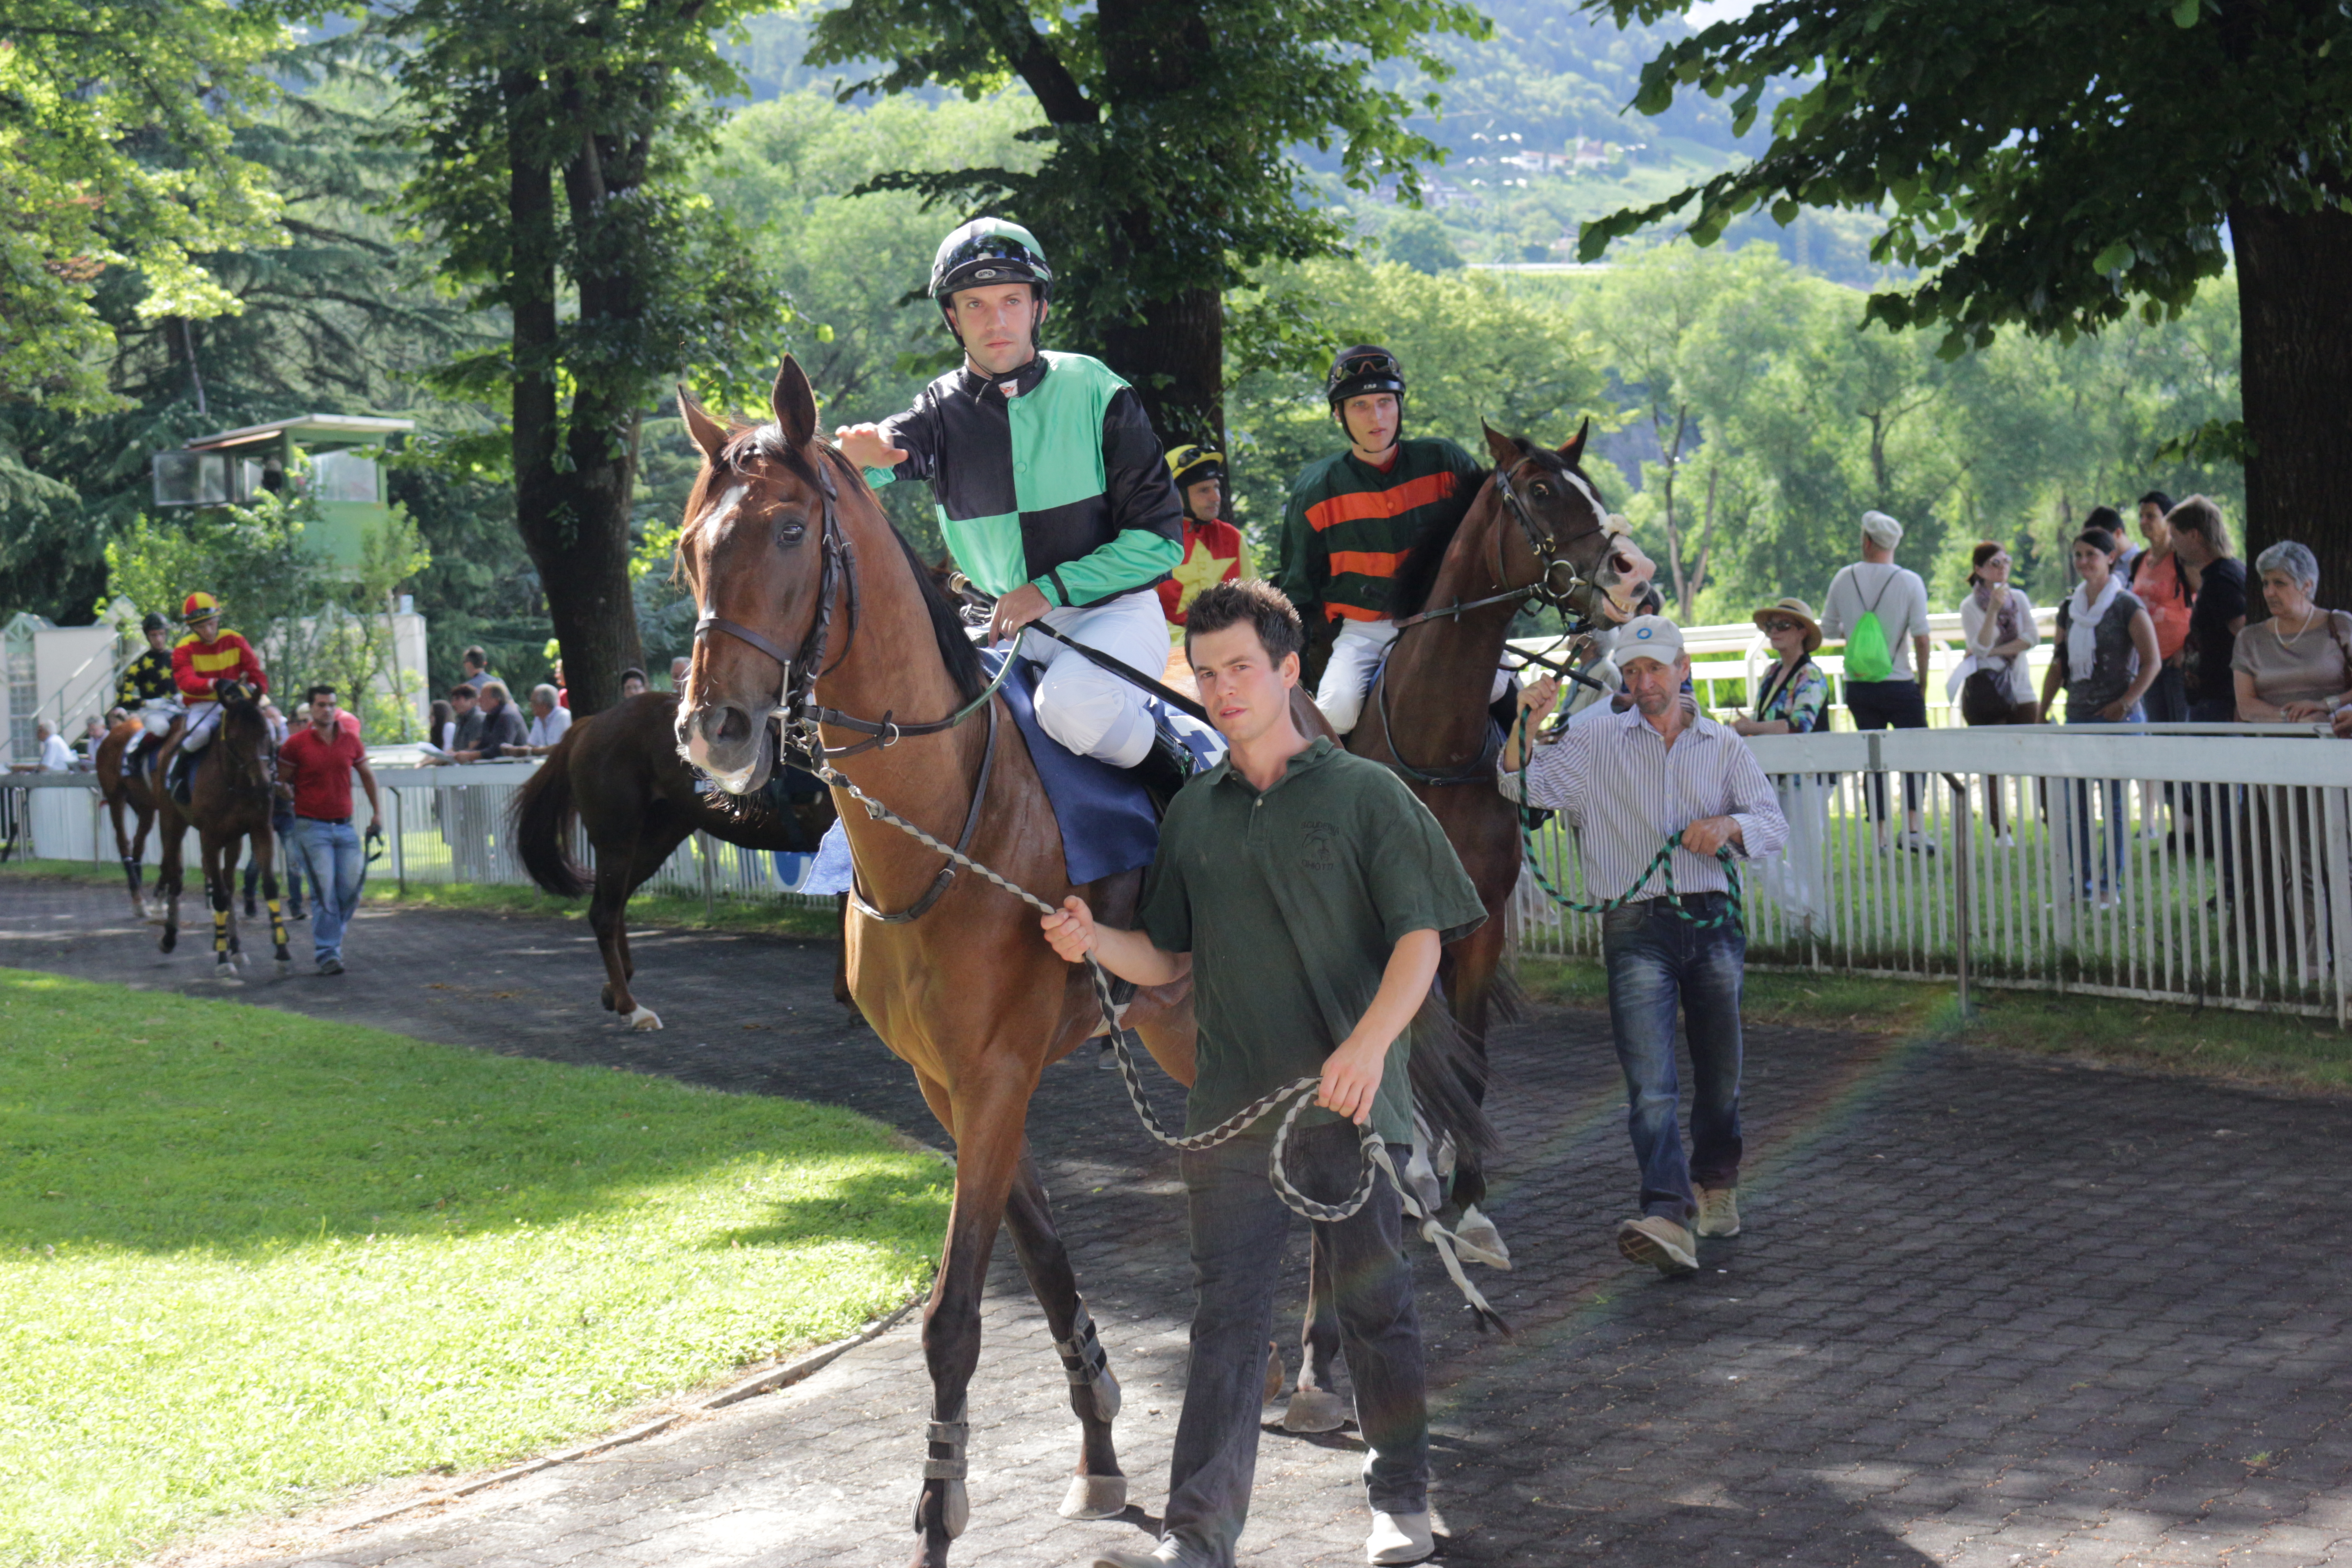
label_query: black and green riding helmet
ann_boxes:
[930,218,1054,304]
[1324,344,1406,408]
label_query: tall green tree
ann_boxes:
[1578,0,2352,593]
[0,0,311,413]
[387,0,784,716]
[807,0,1490,449]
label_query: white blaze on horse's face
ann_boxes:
[677,479,779,794]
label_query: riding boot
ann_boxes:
[1134,727,1197,817]
[167,751,193,806]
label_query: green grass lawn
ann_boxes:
[1517,956,2352,1093]
[0,966,948,1566]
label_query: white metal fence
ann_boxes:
[1516,725,2352,1024]
[0,764,837,912]
[11,731,2350,1023]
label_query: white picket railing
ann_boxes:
[11,730,2349,1023]
[0,763,837,912]
[1515,725,2352,1024]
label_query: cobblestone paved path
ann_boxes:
[5,879,2351,1568]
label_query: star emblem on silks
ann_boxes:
[1169,538,1233,612]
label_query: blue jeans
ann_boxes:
[1163,1122,1426,1566]
[2063,706,2141,894]
[292,818,363,961]
[1602,894,1746,1225]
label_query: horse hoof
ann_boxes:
[214,968,244,988]
[599,983,617,1013]
[1452,1205,1513,1270]
[275,959,292,978]
[159,933,177,954]
[1281,1388,1348,1433]
[624,1006,662,1031]
[1058,1473,1127,1520]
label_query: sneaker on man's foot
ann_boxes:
[317,956,344,976]
[1366,1511,1435,1565]
[1616,1215,1698,1276]
[1695,1185,1741,1238]
[1089,1539,1197,1568]
[1898,830,1940,856]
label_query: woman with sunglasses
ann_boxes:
[1948,541,2042,843]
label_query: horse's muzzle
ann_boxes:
[679,699,773,795]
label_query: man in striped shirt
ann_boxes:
[1271,346,1487,734]
[1499,615,1788,1277]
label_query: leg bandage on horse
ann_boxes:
[1053,1298,1121,1421]
[1018,589,1167,767]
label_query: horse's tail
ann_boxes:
[1407,994,1501,1166]
[510,725,590,897]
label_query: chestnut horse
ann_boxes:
[94,719,163,918]
[508,691,840,1028]
[676,360,1197,1567]
[152,681,292,980]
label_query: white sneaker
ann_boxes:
[1090,1539,1195,1568]
[1695,1185,1741,1238]
[1898,830,1939,856]
[1366,1510,1435,1565]
[1615,1215,1698,1275]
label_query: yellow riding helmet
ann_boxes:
[1165,444,1224,489]
[181,591,222,623]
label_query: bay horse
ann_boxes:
[508,691,840,1029]
[94,719,164,919]
[153,681,292,981]
[674,360,1499,1567]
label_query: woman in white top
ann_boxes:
[1947,541,2041,841]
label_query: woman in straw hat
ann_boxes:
[1734,598,1833,937]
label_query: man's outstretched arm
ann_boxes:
[1041,896,1191,987]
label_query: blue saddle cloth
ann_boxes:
[803,650,1222,895]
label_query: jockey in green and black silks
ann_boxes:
[834,217,1184,768]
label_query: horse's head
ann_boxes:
[1481,421,1653,625]
[673,357,843,794]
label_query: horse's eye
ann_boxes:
[776,517,807,545]
[1531,484,1552,500]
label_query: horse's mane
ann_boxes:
[1386,440,1587,619]
[689,421,985,704]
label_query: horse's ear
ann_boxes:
[1557,417,1591,469]
[771,357,818,451]
[677,386,729,463]
[1481,421,1522,468]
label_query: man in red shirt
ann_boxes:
[1156,444,1252,638]
[279,683,381,975]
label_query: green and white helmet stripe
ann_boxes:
[931,217,1054,301]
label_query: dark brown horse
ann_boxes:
[153,681,293,980]
[674,360,1208,1568]
[94,719,163,919]
[509,691,839,1028]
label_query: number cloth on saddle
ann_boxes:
[1137,736,1486,1146]
[862,351,1183,609]
[1271,437,1487,623]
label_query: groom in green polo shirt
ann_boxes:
[1041,579,1485,1568]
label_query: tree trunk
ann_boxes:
[503,104,646,720]
[2230,203,2352,606]
[1102,286,1225,450]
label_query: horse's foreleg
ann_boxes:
[1002,1143,1126,1521]
[158,819,181,953]
[260,837,289,974]
[106,795,141,913]
[910,1072,1030,1568]
[1441,919,1507,1213]
[130,802,155,917]
[1284,1228,1348,1433]
[204,839,239,985]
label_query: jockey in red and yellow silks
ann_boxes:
[167,593,268,799]
[1156,444,1253,636]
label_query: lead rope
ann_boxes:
[1511,710,1743,931]
[809,757,1512,1332]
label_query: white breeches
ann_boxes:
[180,701,223,752]
[1016,589,1168,768]
[138,700,182,740]
[1313,619,1398,735]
